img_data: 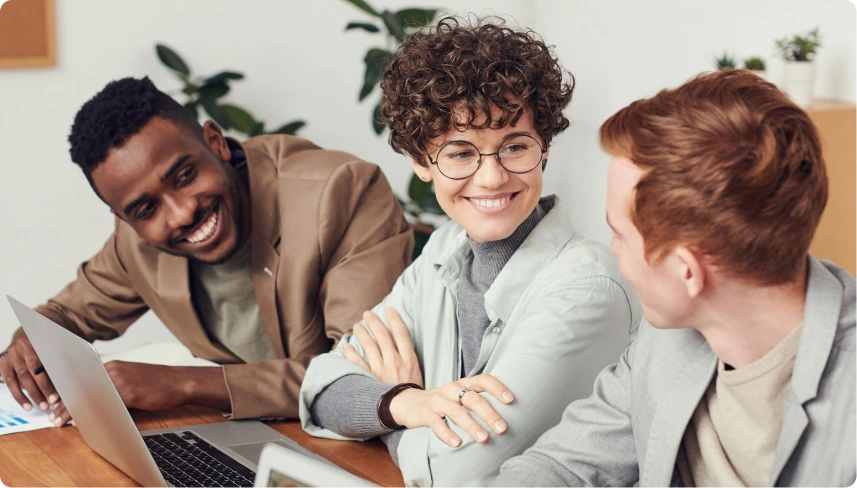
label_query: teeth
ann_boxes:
[186,212,218,244]
[469,196,511,208]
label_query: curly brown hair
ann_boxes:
[381,15,574,165]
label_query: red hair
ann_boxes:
[600,70,827,285]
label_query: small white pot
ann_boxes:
[782,61,816,107]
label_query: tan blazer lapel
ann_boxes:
[641,336,717,487]
[155,253,219,355]
[244,139,286,359]
[250,237,285,358]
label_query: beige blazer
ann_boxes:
[11,135,414,419]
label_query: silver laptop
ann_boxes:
[7,296,333,488]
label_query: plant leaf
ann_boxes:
[344,0,380,17]
[360,49,393,101]
[346,22,381,33]
[183,101,199,120]
[198,80,230,99]
[372,96,386,135]
[395,8,437,29]
[381,10,405,42]
[204,71,244,85]
[221,104,257,134]
[270,120,306,135]
[408,172,433,202]
[411,227,431,260]
[199,98,231,130]
[156,44,190,75]
[417,191,444,215]
[249,121,266,137]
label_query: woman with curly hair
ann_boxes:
[299,16,642,486]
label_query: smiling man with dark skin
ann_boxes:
[0,77,413,425]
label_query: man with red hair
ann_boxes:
[493,70,855,486]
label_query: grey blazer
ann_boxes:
[493,257,856,487]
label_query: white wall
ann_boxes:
[1,0,853,353]
[0,0,532,353]
[535,0,856,245]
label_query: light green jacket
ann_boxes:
[299,196,643,486]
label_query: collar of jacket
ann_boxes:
[235,138,281,250]
[431,195,575,324]
[769,254,844,483]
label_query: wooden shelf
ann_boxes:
[806,100,856,275]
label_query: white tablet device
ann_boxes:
[253,443,377,487]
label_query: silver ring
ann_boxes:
[457,388,471,407]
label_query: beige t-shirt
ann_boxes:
[190,239,277,363]
[678,324,803,487]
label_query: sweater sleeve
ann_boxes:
[310,374,396,438]
[382,429,406,466]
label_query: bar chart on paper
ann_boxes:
[0,384,55,435]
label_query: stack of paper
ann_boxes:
[0,383,55,435]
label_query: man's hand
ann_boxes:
[49,400,73,427]
[105,361,191,411]
[48,362,233,427]
[389,373,515,448]
[343,308,423,387]
[0,335,61,415]
[104,361,231,412]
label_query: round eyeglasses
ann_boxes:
[426,134,549,180]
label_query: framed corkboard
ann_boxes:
[0,0,56,68]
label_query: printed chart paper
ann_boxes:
[0,383,55,435]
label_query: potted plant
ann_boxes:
[715,51,736,71]
[155,44,306,137]
[775,27,821,107]
[743,56,767,79]
[343,0,447,259]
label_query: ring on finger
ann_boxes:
[457,388,471,407]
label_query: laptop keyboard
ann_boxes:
[143,431,256,487]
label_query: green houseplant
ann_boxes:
[155,44,306,136]
[775,27,821,62]
[715,51,736,70]
[774,27,821,107]
[743,56,767,80]
[743,56,766,71]
[343,0,446,258]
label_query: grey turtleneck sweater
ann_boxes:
[310,200,550,463]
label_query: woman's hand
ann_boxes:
[389,373,515,448]
[343,307,423,387]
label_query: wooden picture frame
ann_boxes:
[0,0,56,68]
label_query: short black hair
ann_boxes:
[68,76,202,182]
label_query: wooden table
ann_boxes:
[0,406,404,487]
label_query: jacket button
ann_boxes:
[492,327,501,334]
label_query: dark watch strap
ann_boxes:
[377,383,423,429]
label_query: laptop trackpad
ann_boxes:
[227,439,340,470]
[227,440,300,466]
